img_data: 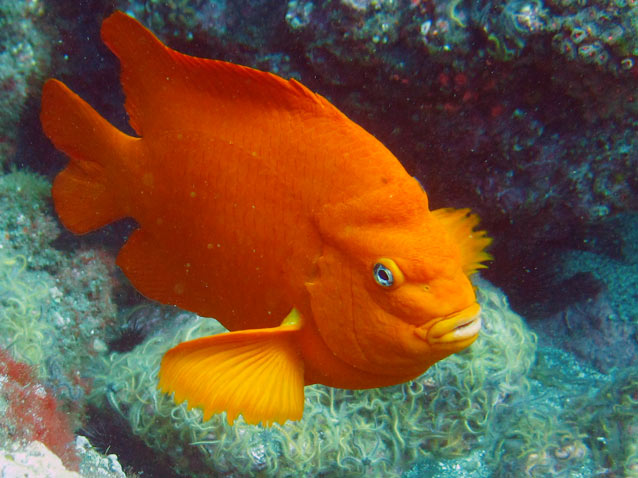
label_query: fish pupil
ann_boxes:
[373,263,394,287]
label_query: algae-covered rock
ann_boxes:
[0,441,79,478]
[0,437,128,478]
[0,1,51,164]
[0,171,62,270]
[489,398,592,478]
[89,278,537,477]
[75,436,127,478]
[578,367,638,478]
[0,170,119,431]
[0,253,56,374]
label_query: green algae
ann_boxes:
[89,279,537,477]
[0,252,55,376]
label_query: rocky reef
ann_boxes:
[1,1,638,477]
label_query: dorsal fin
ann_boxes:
[100,11,344,137]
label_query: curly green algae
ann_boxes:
[90,279,537,477]
[0,168,119,423]
[0,252,55,376]
[576,367,638,478]
[0,170,62,376]
[489,397,591,477]
[486,338,638,478]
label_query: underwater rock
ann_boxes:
[0,437,128,478]
[490,400,594,477]
[487,345,606,478]
[581,367,638,478]
[117,0,291,73]
[285,0,404,86]
[517,214,638,373]
[0,247,110,425]
[542,288,638,373]
[75,436,127,478]
[0,168,62,270]
[0,168,134,451]
[0,1,52,165]
[0,441,79,478]
[0,346,79,470]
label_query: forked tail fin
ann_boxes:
[40,79,136,234]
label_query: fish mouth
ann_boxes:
[414,302,481,344]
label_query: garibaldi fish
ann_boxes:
[40,11,491,426]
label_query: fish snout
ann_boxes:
[414,302,481,345]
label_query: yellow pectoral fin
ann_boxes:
[158,309,305,426]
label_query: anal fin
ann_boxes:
[158,309,305,426]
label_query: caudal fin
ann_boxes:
[40,79,136,234]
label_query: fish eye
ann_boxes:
[373,263,394,287]
[372,258,405,289]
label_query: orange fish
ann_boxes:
[40,11,491,426]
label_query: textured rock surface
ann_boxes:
[0,437,127,478]
[0,441,79,478]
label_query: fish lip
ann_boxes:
[414,302,481,344]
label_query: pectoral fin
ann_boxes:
[158,309,304,426]
[431,208,492,275]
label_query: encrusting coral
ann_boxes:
[0,347,79,470]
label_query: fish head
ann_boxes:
[308,177,491,381]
